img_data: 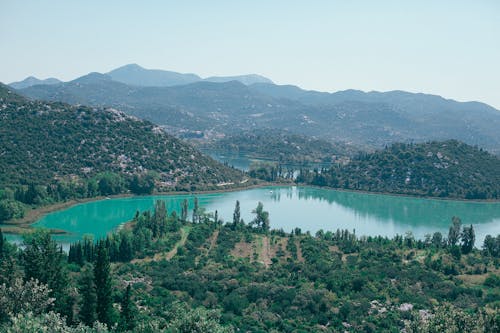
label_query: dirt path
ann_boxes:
[195,229,220,264]
[131,226,190,263]
[258,236,272,268]
[163,226,190,260]
[207,229,219,254]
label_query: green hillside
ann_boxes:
[298,140,500,199]
[198,129,356,164]
[1,202,499,332]
[0,84,244,220]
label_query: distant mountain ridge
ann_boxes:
[10,64,500,153]
[9,76,61,89]
[8,64,273,89]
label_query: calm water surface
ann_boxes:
[26,186,500,244]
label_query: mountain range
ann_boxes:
[9,64,273,89]
[9,76,62,89]
[9,64,500,154]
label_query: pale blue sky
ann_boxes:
[1,1,499,108]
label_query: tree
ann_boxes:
[94,241,114,327]
[0,199,24,222]
[78,264,97,326]
[483,235,500,257]
[166,303,233,333]
[0,278,54,323]
[118,284,136,332]
[22,230,72,321]
[460,224,475,254]
[181,199,188,222]
[97,172,124,196]
[251,202,269,232]
[153,200,167,237]
[431,232,443,248]
[232,201,241,229]
[5,311,110,333]
[193,197,199,223]
[448,216,462,246]
[129,173,156,195]
[118,232,133,262]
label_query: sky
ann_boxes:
[1,0,499,108]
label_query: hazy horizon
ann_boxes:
[1,1,499,108]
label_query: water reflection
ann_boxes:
[7,186,498,245]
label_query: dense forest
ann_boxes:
[198,129,355,165]
[0,84,245,223]
[0,200,499,332]
[296,140,500,200]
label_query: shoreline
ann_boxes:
[1,180,498,235]
[0,181,279,233]
[296,184,500,203]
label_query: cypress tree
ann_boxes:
[79,264,97,326]
[448,216,462,246]
[118,284,136,332]
[461,224,475,254]
[192,197,199,223]
[23,230,72,321]
[181,199,188,222]
[232,200,241,229]
[119,233,133,262]
[153,200,167,237]
[94,241,114,326]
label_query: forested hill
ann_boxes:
[199,129,356,164]
[0,84,243,191]
[298,140,500,199]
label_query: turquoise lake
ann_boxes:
[26,186,500,244]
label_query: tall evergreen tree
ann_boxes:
[94,241,114,327]
[78,264,97,326]
[192,197,199,223]
[119,232,133,262]
[22,229,72,321]
[461,224,475,254]
[153,200,167,237]
[448,216,462,246]
[232,201,241,229]
[181,199,188,222]
[118,284,136,332]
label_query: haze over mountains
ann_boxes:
[10,64,274,88]
[9,64,500,154]
[9,76,62,89]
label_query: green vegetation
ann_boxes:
[1,201,499,332]
[0,85,244,223]
[297,140,500,199]
[199,129,355,165]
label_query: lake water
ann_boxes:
[26,186,500,244]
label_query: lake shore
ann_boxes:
[0,181,285,234]
[2,180,498,236]
[299,184,500,203]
